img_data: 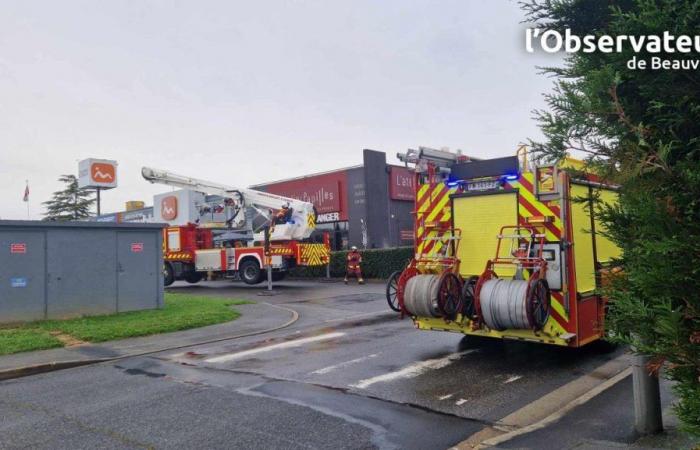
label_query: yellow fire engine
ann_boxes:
[386,147,620,347]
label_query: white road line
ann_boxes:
[504,375,523,384]
[311,354,379,375]
[323,311,388,323]
[455,399,468,406]
[204,332,346,363]
[349,349,476,389]
[438,394,454,400]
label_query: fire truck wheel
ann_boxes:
[590,338,619,354]
[239,259,262,285]
[385,270,401,312]
[163,263,175,287]
[272,271,287,282]
[184,271,203,284]
[461,276,479,319]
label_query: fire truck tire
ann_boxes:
[239,259,262,285]
[184,271,203,284]
[590,338,618,354]
[385,270,401,312]
[461,276,479,319]
[272,271,287,282]
[164,263,175,287]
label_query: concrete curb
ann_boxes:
[0,302,299,383]
[0,305,397,383]
[0,358,113,382]
[452,352,634,449]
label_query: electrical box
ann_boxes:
[535,242,565,291]
[0,220,164,323]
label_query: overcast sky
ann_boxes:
[0,0,558,219]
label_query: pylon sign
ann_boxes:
[78,158,118,189]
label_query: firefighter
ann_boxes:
[275,203,291,225]
[345,246,364,285]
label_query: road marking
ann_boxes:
[455,398,468,406]
[311,354,379,375]
[503,375,522,384]
[350,349,476,389]
[204,332,346,363]
[323,311,388,323]
[438,394,454,400]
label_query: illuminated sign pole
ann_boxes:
[78,159,118,216]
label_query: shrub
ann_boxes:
[290,246,413,279]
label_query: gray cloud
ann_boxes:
[0,0,556,219]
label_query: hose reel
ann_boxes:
[403,273,464,319]
[403,274,441,317]
[478,278,550,331]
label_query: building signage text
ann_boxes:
[389,167,415,201]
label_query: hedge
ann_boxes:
[290,246,413,280]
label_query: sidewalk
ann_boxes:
[0,301,297,380]
[490,374,699,450]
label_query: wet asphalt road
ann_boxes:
[0,280,624,449]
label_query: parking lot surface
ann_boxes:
[0,280,625,449]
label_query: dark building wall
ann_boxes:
[362,149,392,248]
[389,199,414,246]
[345,167,366,248]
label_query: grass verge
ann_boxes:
[0,329,64,356]
[0,293,249,356]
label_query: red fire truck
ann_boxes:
[142,167,330,286]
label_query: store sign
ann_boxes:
[317,212,340,223]
[266,181,341,214]
[161,196,178,221]
[78,158,118,189]
[389,167,415,201]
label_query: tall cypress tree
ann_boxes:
[42,174,96,221]
[521,0,700,434]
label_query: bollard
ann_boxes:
[326,263,331,280]
[267,264,273,291]
[633,353,663,435]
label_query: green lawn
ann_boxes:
[0,329,64,356]
[0,293,249,356]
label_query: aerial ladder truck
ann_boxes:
[142,167,330,286]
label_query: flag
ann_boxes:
[22,182,29,202]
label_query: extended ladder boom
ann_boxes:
[142,166,316,240]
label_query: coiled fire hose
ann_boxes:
[479,278,550,331]
[403,274,441,317]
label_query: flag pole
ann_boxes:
[26,180,30,220]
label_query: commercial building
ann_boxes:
[252,149,415,250]
[99,149,415,250]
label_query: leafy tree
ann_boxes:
[42,174,96,221]
[521,0,700,434]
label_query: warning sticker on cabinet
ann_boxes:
[10,243,26,254]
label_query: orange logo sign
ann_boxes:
[161,196,178,220]
[91,162,116,183]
